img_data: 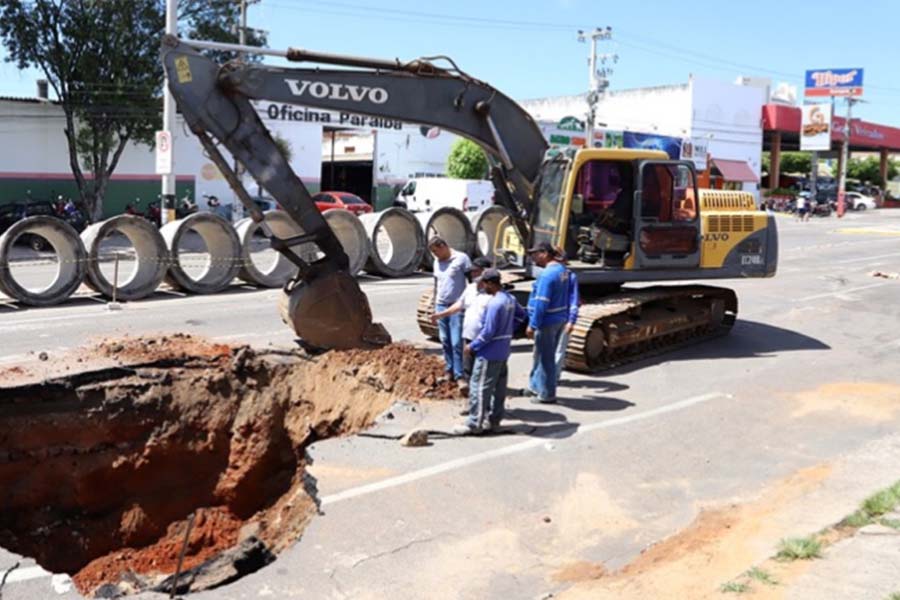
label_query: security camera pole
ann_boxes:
[577,27,616,147]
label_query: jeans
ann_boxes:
[466,357,508,429]
[437,303,464,379]
[555,326,571,385]
[529,321,565,402]
[462,337,474,381]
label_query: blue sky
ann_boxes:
[2,0,898,126]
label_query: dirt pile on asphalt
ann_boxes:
[0,335,455,596]
[336,342,464,399]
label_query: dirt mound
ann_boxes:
[0,335,453,596]
[92,333,234,365]
[334,342,463,400]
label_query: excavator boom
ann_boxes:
[160,36,547,350]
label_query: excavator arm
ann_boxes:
[160,36,547,350]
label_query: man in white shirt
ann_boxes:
[432,257,492,393]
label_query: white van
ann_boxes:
[396,178,494,213]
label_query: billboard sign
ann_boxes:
[800,103,832,151]
[622,131,682,160]
[804,68,863,97]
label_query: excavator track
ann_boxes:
[565,285,738,373]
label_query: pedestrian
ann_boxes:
[454,268,526,435]
[796,194,808,222]
[431,256,493,393]
[554,250,580,385]
[428,235,472,386]
[523,241,570,404]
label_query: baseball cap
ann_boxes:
[476,268,502,283]
[527,241,556,255]
[466,257,493,272]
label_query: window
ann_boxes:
[532,157,570,246]
[640,163,697,223]
[337,193,366,205]
[313,193,336,204]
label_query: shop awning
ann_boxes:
[711,158,758,183]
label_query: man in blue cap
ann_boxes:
[454,268,526,435]
[523,241,570,404]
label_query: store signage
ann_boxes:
[557,116,586,131]
[800,103,832,151]
[155,130,172,175]
[622,131,682,160]
[680,137,708,171]
[264,104,402,130]
[804,68,863,97]
[284,79,389,104]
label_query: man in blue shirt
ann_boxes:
[524,241,570,404]
[454,269,526,435]
[429,236,471,384]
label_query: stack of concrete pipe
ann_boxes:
[416,207,476,269]
[359,207,425,277]
[468,205,515,267]
[0,204,508,308]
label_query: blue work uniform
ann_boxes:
[466,290,526,429]
[527,261,571,402]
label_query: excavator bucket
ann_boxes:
[279,270,391,351]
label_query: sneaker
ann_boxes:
[516,388,538,398]
[457,380,470,395]
[452,423,481,436]
[529,397,557,405]
[458,407,471,416]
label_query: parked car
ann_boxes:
[312,191,373,216]
[844,191,877,211]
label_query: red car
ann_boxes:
[313,191,373,216]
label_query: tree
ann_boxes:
[0,0,266,221]
[840,156,898,186]
[778,152,812,175]
[446,138,489,180]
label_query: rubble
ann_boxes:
[0,335,458,596]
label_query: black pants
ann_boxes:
[463,337,474,381]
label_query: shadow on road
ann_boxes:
[601,319,830,375]
[556,396,635,412]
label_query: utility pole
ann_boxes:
[233,0,260,221]
[160,0,177,226]
[837,97,856,218]
[577,27,616,147]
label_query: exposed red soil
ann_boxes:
[335,342,464,399]
[0,335,456,596]
[73,507,242,592]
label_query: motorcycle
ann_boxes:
[125,197,162,227]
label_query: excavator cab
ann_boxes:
[528,148,702,273]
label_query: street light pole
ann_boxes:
[160,0,177,226]
[577,27,616,148]
[837,97,855,218]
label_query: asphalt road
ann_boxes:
[2,210,900,599]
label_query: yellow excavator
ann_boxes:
[161,38,777,369]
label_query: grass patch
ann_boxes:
[885,593,900,600]
[879,517,900,530]
[745,566,778,585]
[776,536,822,561]
[862,488,900,517]
[840,509,873,528]
[720,581,749,594]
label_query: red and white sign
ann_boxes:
[155,130,173,175]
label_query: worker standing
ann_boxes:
[454,268,526,435]
[428,236,471,386]
[431,256,493,392]
[523,241,570,404]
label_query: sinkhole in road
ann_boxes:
[0,336,458,596]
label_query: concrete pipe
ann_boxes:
[160,212,242,294]
[235,210,307,288]
[359,207,425,278]
[417,207,476,269]
[0,216,87,306]
[322,209,369,277]
[469,205,515,266]
[80,215,168,301]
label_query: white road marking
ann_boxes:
[1,565,51,584]
[795,282,891,302]
[320,392,728,506]
[835,252,900,265]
